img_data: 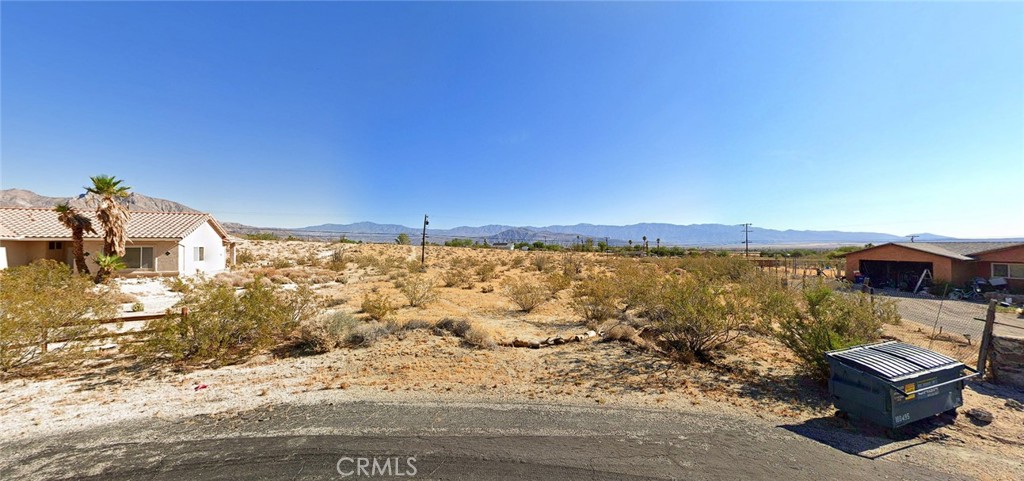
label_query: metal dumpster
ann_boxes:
[825,341,979,428]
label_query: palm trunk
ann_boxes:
[71,227,90,275]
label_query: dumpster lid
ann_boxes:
[826,341,963,382]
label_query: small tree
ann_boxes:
[646,276,751,362]
[501,276,550,312]
[0,260,117,372]
[396,233,412,245]
[54,202,97,275]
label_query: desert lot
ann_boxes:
[1,240,1022,480]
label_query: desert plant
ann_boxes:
[501,276,550,312]
[530,254,555,272]
[53,202,97,275]
[570,275,619,323]
[85,175,131,283]
[131,301,145,312]
[398,274,438,307]
[345,321,395,347]
[360,291,396,320]
[544,271,572,293]
[92,253,126,283]
[395,233,412,245]
[775,282,900,380]
[0,260,118,372]
[440,267,473,288]
[475,262,498,281]
[141,278,319,363]
[235,249,257,265]
[645,276,751,362]
[299,312,360,353]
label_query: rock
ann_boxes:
[512,339,530,348]
[528,341,541,349]
[1005,399,1024,412]
[966,408,994,424]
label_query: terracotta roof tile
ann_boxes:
[0,208,229,240]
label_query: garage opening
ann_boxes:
[858,260,932,291]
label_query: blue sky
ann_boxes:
[2,2,1022,238]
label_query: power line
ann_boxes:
[741,223,752,257]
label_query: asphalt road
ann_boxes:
[0,401,969,481]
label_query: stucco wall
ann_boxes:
[974,245,1024,293]
[844,244,960,283]
[0,241,48,268]
[989,334,1024,388]
[180,222,227,275]
[82,240,180,275]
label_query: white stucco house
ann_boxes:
[0,207,236,276]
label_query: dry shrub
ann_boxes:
[299,312,359,353]
[509,256,526,269]
[644,275,751,362]
[345,321,395,347]
[463,324,498,349]
[434,318,498,349]
[235,249,258,265]
[360,291,396,320]
[400,319,435,331]
[398,274,438,307]
[530,254,555,272]
[271,258,294,269]
[775,280,900,380]
[440,267,473,288]
[475,262,498,281]
[326,249,348,271]
[560,253,585,279]
[570,275,619,323]
[0,260,118,373]
[501,276,550,312]
[434,318,472,337]
[603,323,637,342]
[613,260,663,313]
[142,280,322,364]
[544,272,572,293]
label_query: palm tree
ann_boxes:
[85,175,131,282]
[54,202,96,275]
[93,254,126,284]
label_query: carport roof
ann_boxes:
[844,242,1024,261]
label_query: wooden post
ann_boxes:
[977,300,997,377]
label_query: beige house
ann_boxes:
[0,208,236,276]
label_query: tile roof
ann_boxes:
[846,242,1024,261]
[0,208,230,241]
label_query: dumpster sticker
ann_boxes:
[896,377,940,404]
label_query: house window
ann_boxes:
[194,247,205,261]
[123,247,154,269]
[48,241,63,250]
[992,263,1024,279]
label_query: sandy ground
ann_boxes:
[2,240,1022,480]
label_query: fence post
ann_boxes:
[977,300,997,377]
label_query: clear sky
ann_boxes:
[2,1,1022,238]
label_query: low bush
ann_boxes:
[544,272,572,294]
[141,278,322,364]
[0,260,118,373]
[530,254,555,272]
[235,249,257,265]
[435,318,472,337]
[501,276,550,312]
[570,275,619,323]
[475,262,498,281]
[398,274,438,307]
[299,312,360,353]
[440,268,473,288]
[775,282,899,380]
[645,276,752,362]
[361,291,396,320]
[345,321,395,347]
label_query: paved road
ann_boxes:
[1,401,968,480]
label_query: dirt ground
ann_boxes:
[1,240,1022,480]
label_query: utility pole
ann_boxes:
[907,235,919,243]
[420,214,429,271]
[741,223,752,258]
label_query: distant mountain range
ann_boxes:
[5,189,1019,247]
[279,222,990,247]
[0,188,197,213]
